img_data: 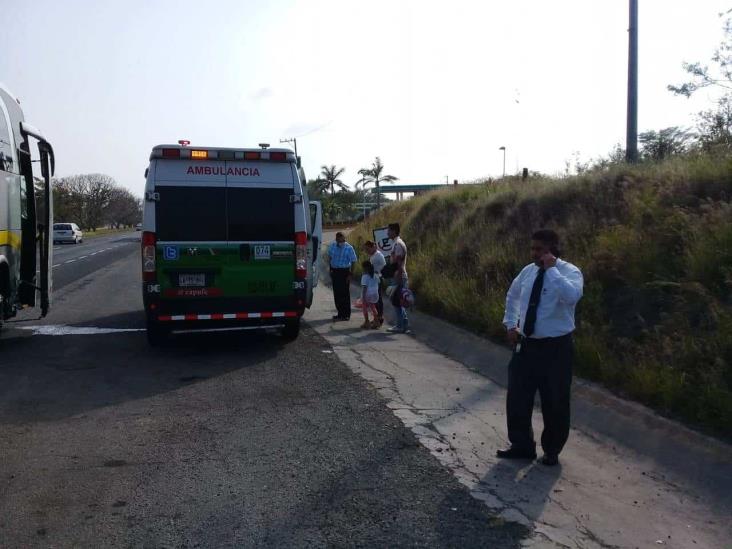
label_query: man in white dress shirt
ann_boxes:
[498,229,583,466]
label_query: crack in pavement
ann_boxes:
[314,302,723,549]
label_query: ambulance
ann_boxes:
[141,141,322,345]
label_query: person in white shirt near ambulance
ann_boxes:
[498,229,583,467]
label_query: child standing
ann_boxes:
[360,261,380,329]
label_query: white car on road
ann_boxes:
[53,223,83,244]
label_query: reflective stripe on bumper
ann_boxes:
[157,311,298,322]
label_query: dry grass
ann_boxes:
[350,155,732,437]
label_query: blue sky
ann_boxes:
[2,0,729,195]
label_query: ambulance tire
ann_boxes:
[281,318,300,341]
[146,319,169,346]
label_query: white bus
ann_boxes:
[0,84,55,331]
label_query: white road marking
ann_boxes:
[49,241,135,268]
[20,325,144,336]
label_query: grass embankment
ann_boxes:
[350,155,732,437]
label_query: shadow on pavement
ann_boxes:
[257,420,530,548]
[477,458,561,526]
[0,311,286,425]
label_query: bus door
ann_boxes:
[18,123,54,316]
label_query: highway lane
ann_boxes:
[0,238,525,546]
[50,231,140,290]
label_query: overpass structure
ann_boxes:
[380,184,452,200]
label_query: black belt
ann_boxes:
[521,333,572,346]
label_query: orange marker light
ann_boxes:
[191,150,208,159]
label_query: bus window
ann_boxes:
[2,89,26,169]
[0,104,13,173]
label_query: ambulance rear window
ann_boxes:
[155,186,227,241]
[227,188,294,241]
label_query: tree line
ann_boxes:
[562,11,732,177]
[308,157,399,224]
[53,174,141,231]
[633,9,732,163]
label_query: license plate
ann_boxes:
[178,273,206,287]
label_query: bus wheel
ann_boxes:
[146,319,169,346]
[281,318,300,341]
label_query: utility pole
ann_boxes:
[499,146,506,177]
[626,0,639,163]
[279,137,298,157]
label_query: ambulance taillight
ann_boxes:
[295,231,307,280]
[142,232,157,281]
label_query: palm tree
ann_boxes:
[307,178,329,197]
[357,157,398,209]
[318,165,347,196]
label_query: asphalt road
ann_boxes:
[50,231,141,290]
[0,238,526,546]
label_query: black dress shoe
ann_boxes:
[496,447,537,460]
[541,454,559,466]
[332,315,346,321]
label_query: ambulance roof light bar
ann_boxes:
[150,145,296,162]
[178,139,190,146]
[259,143,270,149]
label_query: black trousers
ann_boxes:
[330,268,352,319]
[506,334,573,456]
[376,279,384,319]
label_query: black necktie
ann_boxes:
[522,268,545,337]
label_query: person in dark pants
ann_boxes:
[364,241,386,325]
[327,232,357,321]
[386,223,410,333]
[497,229,583,466]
